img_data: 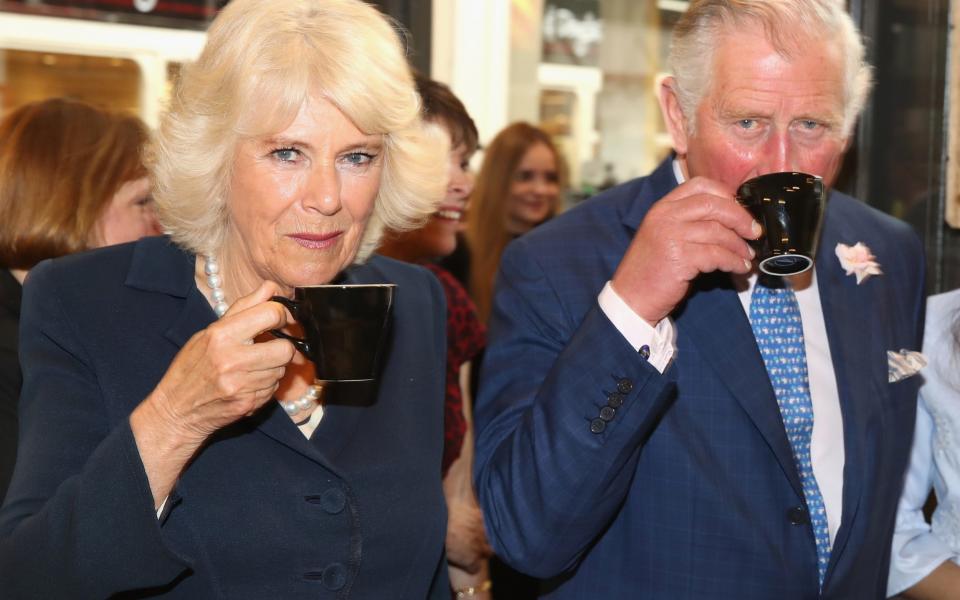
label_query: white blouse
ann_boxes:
[888,289,960,596]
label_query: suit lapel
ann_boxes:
[814,195,882,570]
[123,237,353,475]
[626,159,804,497]
[675,274,805,497]
[247,261,392,477]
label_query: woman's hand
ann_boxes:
[130,281,296,507]
[444,450,493,573]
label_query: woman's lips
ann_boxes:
[287,231,342,249]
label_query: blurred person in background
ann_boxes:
[379,72,493,600]
[464,122,562,323]
[0,97,159,504]
[888,289,960,599]
[0,0,453,597]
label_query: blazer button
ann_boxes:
[322,562,347,591]
[606,393,624,408]
[599,406,616,421]
[787,506,809,526]
[321,488,346,514]
[590,418,606,434]
[617,378,633,394]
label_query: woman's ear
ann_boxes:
[657,74,690,156]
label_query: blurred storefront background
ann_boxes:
[0,0,954,292]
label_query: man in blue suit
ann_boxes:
[473,1,926,598]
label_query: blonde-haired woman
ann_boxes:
[466,122,562,322]
[0,0,451,597]
[0,97,160,504]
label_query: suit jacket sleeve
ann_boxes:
[0,260,191,597]
[473,237,678,578]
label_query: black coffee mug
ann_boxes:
[270,284,396,383]
[736,171,826,277]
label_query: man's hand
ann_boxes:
[611,176,760,325]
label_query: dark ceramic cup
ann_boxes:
[270,284,395,383]
[735,171,827,277]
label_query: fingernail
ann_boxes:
[748,245,756,259]
[751,220,762,238]
[743,259,752,270]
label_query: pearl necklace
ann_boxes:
[203,254,322,417]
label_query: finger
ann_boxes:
[224,280,285,317]
[212,366,287,402]
[670,193,760,240]
[236,339,297,372]
[682,221,756,260]
[688,243,753,276]
[663,175,734,201]
[216,299,291,342]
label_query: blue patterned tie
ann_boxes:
[749,279,831,588]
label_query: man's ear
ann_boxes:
[657,74,690,155]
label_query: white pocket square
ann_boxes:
[888,349,927,383]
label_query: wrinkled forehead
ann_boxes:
[708,22,846,99]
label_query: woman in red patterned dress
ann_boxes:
[379,73,492,599]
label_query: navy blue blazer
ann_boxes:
[0,237,449,599]
[474,159,926,599]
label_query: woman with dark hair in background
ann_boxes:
[379,72,493,599]
[889,289,960,599]
[0,97,160,503]
[465,122,562,323]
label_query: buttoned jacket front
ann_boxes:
[0,236,449,599]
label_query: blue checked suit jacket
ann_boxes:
[473,158,926,599]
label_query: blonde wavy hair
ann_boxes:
[668,0,873,137]
[150,0,446,262]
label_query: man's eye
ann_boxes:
[271,148,299,162]
[737,119,757,130]
[800,120,820,130]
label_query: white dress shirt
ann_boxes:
[888,289,960,596]
[597,161,845,544]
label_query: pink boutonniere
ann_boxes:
[835,242,882,285]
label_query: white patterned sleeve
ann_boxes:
[887,394,956,596]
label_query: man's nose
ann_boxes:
[758,131,795,174]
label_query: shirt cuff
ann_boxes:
[597,281,676,373]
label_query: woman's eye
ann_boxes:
[271,148,300,162]
[135,195,152,207]
[342,152,376,167]
[515,170,534,182]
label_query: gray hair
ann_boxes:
[667,0,873,137]
[150,0,446,262]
